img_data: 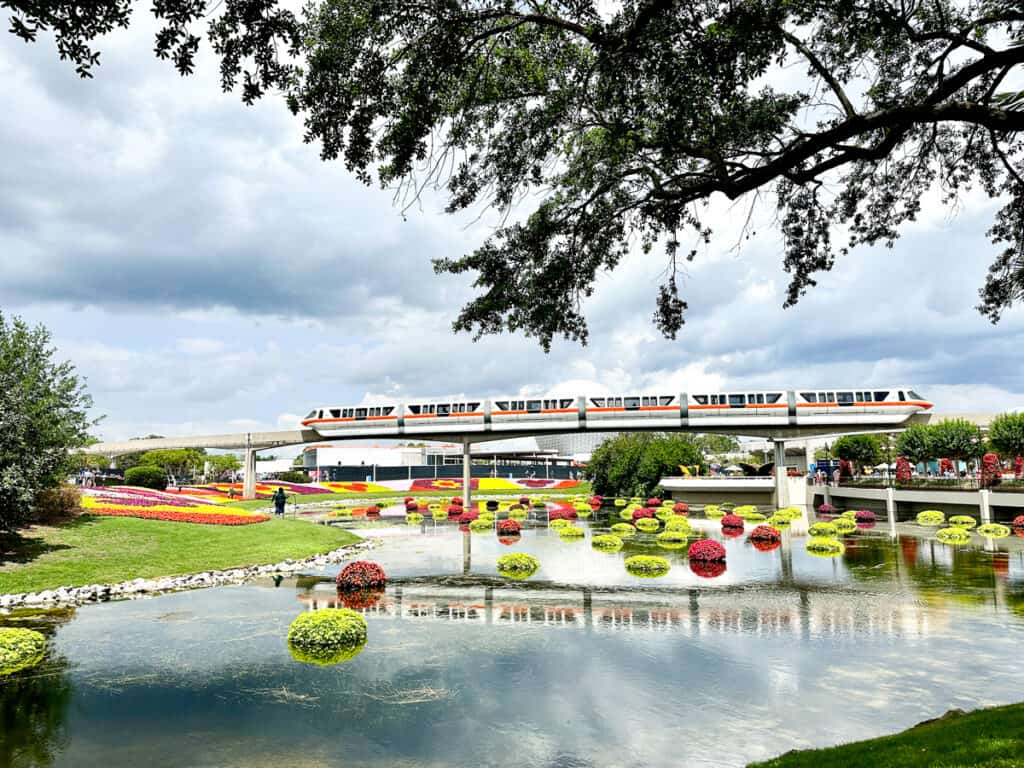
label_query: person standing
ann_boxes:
[273,487,287,516]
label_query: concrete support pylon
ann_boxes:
[462,437,472,513]
[243,433,257,500]
[773,439,787,509]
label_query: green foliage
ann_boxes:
[205,454,242,475]
[634,517,660,533]
[277,471,312,483]
[0,312,95,532]
[896,424,934,466]
[833,517,857,534]
[137,449,204,478]
[558,525,585,539]
[693,434,740,456]
[584,433,702,497]
[431,509,448,521]
[468,518,493,532]
[124,465,168,491]
[917,510,946,527]
[977,523,1011,539]
[656,530,690,550]
[928,419,984,463]
[496,553,540,579]
[936,527,972,545]
[948,516,978,529]
[806,538,845,556]
[624,555,670,578]
[808,522,838,538]
[0,628,46,676]
[989,413,1024,458]
[610,523,636,538]
[549,518,570,530]
[766,515,791,529]
[591,534,623,552]
[287,609,367,666]
[507,507,528,520]
[832,435,882,467]
[405,513,424,524]
[703,505,725,520]
[665,517,691,532]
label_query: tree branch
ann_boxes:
[781,28,857,118]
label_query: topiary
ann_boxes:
[614,498,627,507]
[406,513,424,524]
[654,506,674,521]
[610,522,636,538]
[673,502,689,515]
[808,522,838,538]
[558,525,585,539]
[634,517,660,533]
[840,510,857,520]
[949,516,978,529]
[817,503,836,515]
[632,507,655,520]
[497,519,521,535]
[469,518,493,532]
[977,523,1011,539]
[703,504,725,520]
[508,507,528,520]
[833,517,857,534]
[774,507,803,521]
[432,509,448,521]
[591,534,624,552]
[1014,515,1024,528]
[625,555,671,577]
[0,628,46,676]
[854,510,876,523]
[720,502,735,511]
[766,515,791,529]
[665,517,692,532]
[336,561,387,590]
[124,464,167,491]
[287,609,368,666]
[749,525,781,542]
[497,553,541,579]
[806,537,845,556]
[721,514,744,529]
[458,511,479,524]
[917,510,945,526]
[549,518,570,530]
[688,539,727,561]
[937,527,972,545]
[733,505,758,518]
[656,530,690,549]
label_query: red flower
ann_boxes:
[519,496,530,505]
[689,539,727,561]
[404,497,414,503]
[497,519,522,535]
[752,538,781,553]
[632,508,655,520]
[405,503,418,512]
[854,510,876,522]
[722,527,744,538]
[86,506,269,525]
[1013,515,1024,528]
[690,559,727,578]
[673,502,689,515]
[447,505,464,518]
[550,507,578,521]
[366,506,381,519]
[721,514,744,529]
[338,586,385,610]
[749,525,781,542]
[451,496,463,506]
[590,496,603,506]
[336,561,387,590]
[458,511,479,524]
[646,498,661,507]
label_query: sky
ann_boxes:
[2,10,1023,444]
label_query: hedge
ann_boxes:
[124,465,167,490]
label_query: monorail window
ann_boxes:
[801,393,817,403]
[874,391,889,401]
[693,395,708,405]
[560,399,573,408]
[306,410,317,418]
[527,400,541,411]
[409,405,420,414]
[384,406,394,415]
[612,397,623,407]
[747,393,756,403]
[625,397,640,409]
[908,390,923,400]
[328,409,339,418]
[468,402,480,411]
[438,404,450,415]
[766,393,782,403]
[590,398,605,407]
[317,410,324,418]
[495,401,509,410]
[818,392,827,403]
[356,408,367,419]
[660,396,673,406]
[837,392,854,404]
[729,394,745,406]
[756,394,765,404]
[427,405,435,414]
[898,391,906,401]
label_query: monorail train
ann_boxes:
[300,388,931,438]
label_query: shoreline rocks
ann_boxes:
[0,539,380,613]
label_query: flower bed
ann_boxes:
[977,523,1011,539]
[610,523,636,538]
[937,527,972,545]
[688,539,726,562]
[749,525,781,542]
[624,555,671,577]
[0,628,46,676]
[287,608,367,666]
[84,506,270,526]
[591,534,623,552]
[81,488,269,526]
[917,510,946,526]
[721,514,744,529]
[336,561,387,591]
[497,553,540,580]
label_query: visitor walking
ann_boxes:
[273,487,287,516]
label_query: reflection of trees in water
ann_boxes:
[0,608,76,768]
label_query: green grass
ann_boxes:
[748,703,1024,768]
[0,516,360,594]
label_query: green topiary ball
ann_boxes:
[576,507,592,519]
[406,513,425,524]
[806,537,845,556]
[655,507,673,521]
[665,517,692,532]
[949,515,978,529]
[917,510,946,526]
[808,522,838,538]
[558,525,585,539]
[591,534,624,552]
[287,609,367,666]
[977,523,1011,539]
[0,628,46,676]
[634,517,660,533]
[610,523,636,538]
[625,555,671,577]
[614,498,627,507]
[620,507,638,521]
[773,507,804,521]
[497,553,541,580]
[766,515,791,529]
[549,518,570,530]
[432,509,448,521]
[469,518,493,533]
[937,527,972,545]
[840,510,857,520]
[508,507,528,520]
[656,531,690,550]
[704,505,726,520]
[833,517,857,534]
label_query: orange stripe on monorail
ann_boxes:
[405,412,485,419]
[301,415,398,426]
[494,408,577,415]
[586,406,679,413]
[796,401,932,408]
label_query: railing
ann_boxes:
[834,477,1024,493]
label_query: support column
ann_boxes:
[463,437,473,512]
[886,485,897,537]
[773,439,787,508]
[980,488,992,524]
[242,434,257,500]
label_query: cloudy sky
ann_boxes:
[2,11,1023,444]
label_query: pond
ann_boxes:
[4,513,1024,767]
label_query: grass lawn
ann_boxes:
[0,515,360,595]
[748,703,1024,768]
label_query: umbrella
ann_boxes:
[724,465,743,473]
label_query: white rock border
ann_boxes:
[0,538,381,613]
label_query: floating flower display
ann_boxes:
[766,515,791,529]
[646,498,662,507]
[806,537,845,556]
[1013,515,1024,528]
[733,505,758,518]
[673,502,689,515]
[949,515,978,529]
[497,519,521,535]
[620,508,637,521]
[655,507,674,521]
[690,559,727,578]
[336,561,387,591]
[703,505,725,520]
[977,523,1011,539]
[665,517,692,532]
[721,514,744,529]
[774,508,804,521]
[469,519,493,533]
[590,496,603,506]
[632,508,655,520]
[614,498,627,507]
[808,522,838,538]
[722,527,744,538]
[432,509,448,521]
[591,534,624,552]
[854,510,876,523]
[751,538,781,553]
[833,517,857,534]
[405,502,419,512]
[558,525,585,539]
[549,507,578,521]
[634,517,660,533]
[625,555,671,578]
[287,608,367,666]
[519,496,530,506]
[840,510,857,520]
[749,525,781,542]
[610,523,636,538]
[458,511,479,524]
[338,586,385,610]
[496,553,541,580]
[936,527,972,545]
[365,506,381,519]
[917,510,946,526]
[507,507,528,521]
[406,513,424,524]
[688,540,727,562]
[0,628,46,676]
[576,507,593,519]
[656,531,690,550]
[818,504,836,515]
[549,518,571,530]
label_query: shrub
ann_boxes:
[287,609,367,666]
[734,505,758,517]
[497,553,541,579]
[854,510,876,523]
[833,517,857,534]
[917,510,946,526]
[655,506,674,521]
[749,525,781,542]
[0,628,46,676]
[277,471,311,484]
[688,540,727,561]
[840,510,857,520]
[591,534,624,552]
[558,525,585,539]
[937,527,972,545]
[624,555,671,577]
[690,559,727,578]
[808,522,838,537]
[405,502,419,512]
[766,515,791,529]
[977,523,1011,539]
[406,513,424,524]
[497,519,521,535]
[806,537,845,556]
[549,507,577,521]
[703,505,725,520]
[124,465,167,490]
[673,502,689,515]
[469,518,493,532]
[646,497,662,507]
[949,515,978,529]
[611,523,636,538]
[665,517,692,532]
[336,561,387,590]
[614,498,627,507]
[32,485,81,523]
[634,517,660,532]
[721,514,744,529]
[576,507,592,519]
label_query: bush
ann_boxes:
[614,498,627,507]
[937,527,972,545]
[610,522,636,537]
[749,525,781,542]
[32,485,81,523]
[624,555,671,577]
[774,507,804,521]
[806,537,845,556]
[558,525,585,539]
[840,509,857,519]
[497,553,541,579]
[287,609,367,666]
[632,507,655,520]
[336,561,387,590]
[949,515,978,529]
[458,511,479,524]
[591,534,624,552]
[833,517,857,534]
[508,507,528,520]
[688,539,727,561]
[817,504,835,514]
[405,512,424,524]
[977,523,1011,539]
[634,517,660,532]
[766,515,791,529]
[721,514,744,529]
[0,628,46,676]
[124,465,167,490]
[431,509,448,521]
[1014,515,1024,528]
[277,471,311,483]
[808,522,838,537]
[917,510,946,526]
[585,432,703,497]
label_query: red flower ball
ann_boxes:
[646,498,661,507]
[458,511,479,524]
[519,496,530,505]
[752,538,782,553]
[632,508,655,520]
[404,497,414,503]
[749,525,781,542]
[366,505,381,518]
[722,526,744,538]
[589,496,603,506]
[673,502,689,515]
[336,560,387,591]
[447,505,463,518]
[405,503,418,512]
[550,507,577,521]
[498,534,520,546]
[856,522,876,530]
[690,559,727,578]
[1012,515,1024,528]
[721,514,744,529]
[451,496,463,506]
[497,519,521,535]
[854,510,876,522]
[689,539,727,561]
